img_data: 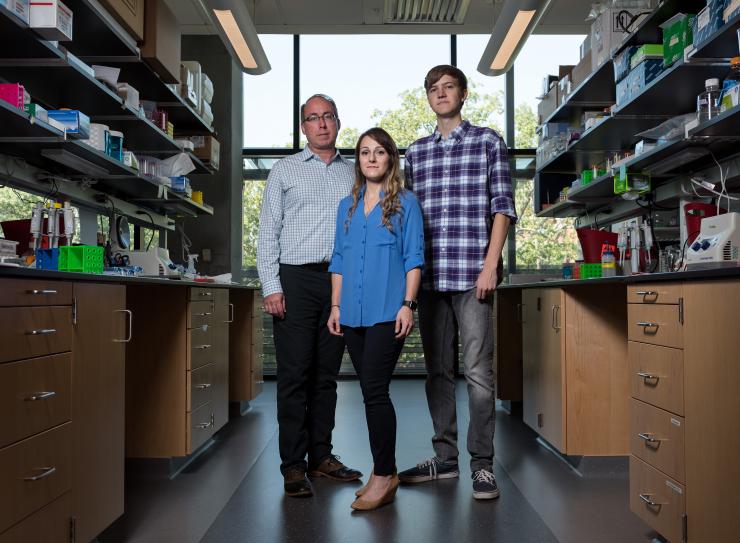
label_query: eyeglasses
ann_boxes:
[303,113,338,124]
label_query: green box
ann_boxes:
[614,170,651,195]
[661,14,696,67]
[59,245,104,274]
[580,263,603,279]
[630,44,664,68]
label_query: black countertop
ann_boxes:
[498,266,740,290]
[0,266,260,290]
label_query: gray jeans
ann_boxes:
[418,288,495,473]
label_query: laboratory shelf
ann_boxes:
[688,12,740,60]
[612,60,727,117]
[569,115,665,152]
[98,108,184,153]
[536,199,585,218]
[0,98,65,140]
[62,0,139,58]
[688,106,740,139]
[541,60,616,125]
[0,6,64,59]
[568,173,617,201]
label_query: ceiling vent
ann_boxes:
[384,0,472,24]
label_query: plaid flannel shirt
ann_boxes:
[404,121,517,292]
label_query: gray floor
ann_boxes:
[99,380,659,543]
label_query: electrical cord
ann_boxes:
[136,210,156,252]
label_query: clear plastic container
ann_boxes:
[697,78,721,123]
[601,249,617,277]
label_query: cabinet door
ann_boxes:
[228,289,254,403]
[72,283,126,543]
[212,290,229,431]
[521,289,541,432]
[495,290,522,401]
[538,288,565,452]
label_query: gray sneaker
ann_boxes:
[398,458,459,483]
[472,469,500,500]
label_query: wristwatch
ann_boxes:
[402,300,418,311]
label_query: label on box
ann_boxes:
[697,6,711,29]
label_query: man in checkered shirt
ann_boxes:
[398,65,517,501]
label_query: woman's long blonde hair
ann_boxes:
[346,127,404,231]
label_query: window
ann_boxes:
[243,35,294,148]
[300,35,450,148]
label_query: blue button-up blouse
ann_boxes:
[329,188,424,327]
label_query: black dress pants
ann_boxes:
[343,322,405,476]
[274,264,345,474]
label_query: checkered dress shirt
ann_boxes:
[404,121,517,292]
[257,147,354,297]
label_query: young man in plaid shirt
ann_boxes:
[398,65,517,500]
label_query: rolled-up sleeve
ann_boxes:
[487,137,518,224]
[256,167,284,297]
[328,202,346,275]
[402,195,424,273]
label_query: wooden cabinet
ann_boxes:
[126,285,232,458]
[493,289,522,401]
[521,285,628,455]
[229,289,264,403]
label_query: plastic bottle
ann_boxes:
[697,78,721,123]
[601,249,617,277]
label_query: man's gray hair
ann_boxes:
[300,93,339,122]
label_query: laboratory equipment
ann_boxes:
[122,247,181,278]
[685,213,740,270]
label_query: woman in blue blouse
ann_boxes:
[328,127,424,511]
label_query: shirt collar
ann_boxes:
[300,146,347,164]
[432,119,471,143]
[359,185,386,198]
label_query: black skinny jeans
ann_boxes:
[343,322,405,476]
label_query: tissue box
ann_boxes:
[24,103,48,122]
[0,0,29,23]
[630,44,664,68]
[661,13,696,67]
[0,83,29,109]
[47,110,91,139]
[190,135,219,170]
[616,60,664,107]
[614,46,638,82]
[29,0,73,41]
[693,0,727,50]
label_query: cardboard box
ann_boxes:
[180,61,201,109]
[614,46,638,82]
[630,44,664,68]
[98,0,145,41]
[24,103,48,122]
[616,59,664,107]
[693,0,727,50]
[191,135,219,170]
[720,84,739,111]
[116,83,140,111]
[724,0,739,21]
[661,13,696,67]
[0,0,29,23]
[29,0,72,41]
[571,50,593,89]
[558,75,572,104]
[537,85,558,124]
[0,83,29,109]
[47,109,91,139]
[140,0,181,84]
[591,8,649,71]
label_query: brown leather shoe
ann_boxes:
[351,475,399,511]
[283,466,313,497]
[309,455,362,481]
[356,467,397,497]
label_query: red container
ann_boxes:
[0,83,26,109]
[1,218,67,256]
[577,228,620,263]
[684,203,725,245]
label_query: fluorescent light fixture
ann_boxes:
[203,0,271,75]
[478,0,551,76]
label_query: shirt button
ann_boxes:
[443,227,447,231]
[443,209,447,213]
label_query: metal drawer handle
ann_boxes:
[637,372,660,385]
[23,466,57,482]
[551,305,561,330]
[637,432,663,446]
[193,383,212,389]
[636,322,660,334]
[27,328,57,336]
[195,421,213,429]
[636,290,658,302]
[113,310,133,343]
[639,493,664,508]
[199,292,213,297]
[194,344,212,350]
[24,391,57,401]
[194,312,212,317]
[28,289,58,295]
[227,303,234,324]
[256,380,265,385]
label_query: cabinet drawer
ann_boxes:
[0,492,70,543]
[188,301,215,328]
[0,280,72,307]
[0,307,72,364]
[629,342,684,416]
[187,401,214,454]
[214,289,229,323]
[0,353,71,449]
[188,325,214,370]
[0,423,71,533]
[251,316,263,346]
[630,398,685,483]
[630,456,685,543]
[627,304,683,349]
[188,363,213,412]
[189,287,216,301]
[627,283,682,305]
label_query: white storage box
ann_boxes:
[29,0,73,41]
[180,61,201,109]
[1,0,29,23]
